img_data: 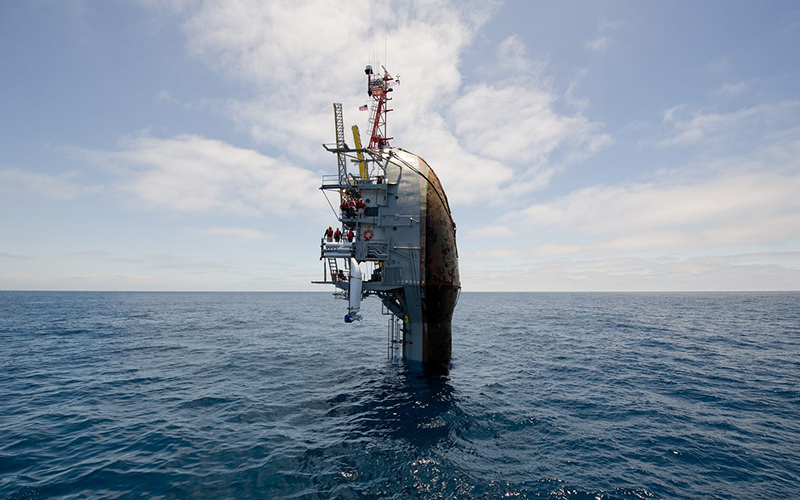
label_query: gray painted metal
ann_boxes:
[317,147,460,366]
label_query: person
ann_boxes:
[340,198,348,217]
[333,228,341,242]
[356,198,365,217]
[347,198,356,218]
[324,226,333,242]
[347,229,354,242]
[337,269,346,281]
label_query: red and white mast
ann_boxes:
[364,64,398,150]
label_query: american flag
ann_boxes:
[359,104,368,111]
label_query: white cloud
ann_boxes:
[714,80,750,97]
[449,84,608,165]
[136,0,608,206]
[656,101,800,147]
[189,226,273,242]
[78,133,321,216]
[451,105,800,290]
[488,35,544,76]
[584,17,621,54]
[598,17,624,31]
[585,36,609,53]
[511,170,800,246]
[473,130,800,284]
[0,168,100,201]
[0,252,33,260]
[707,55,733,74]
[464,224,512,238]
[462,253,800,291]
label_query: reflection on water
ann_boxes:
[345,363,459,449]
[3,292,799,499]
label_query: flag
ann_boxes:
[359,104,368,111]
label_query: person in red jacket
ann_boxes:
[333,228,341,242]
[324,226,333,242]
[356,198,365,217]
[347,229,354,242]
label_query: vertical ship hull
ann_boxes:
[419,160,460,365]
[318,69,459,366]
[381,149,459,365]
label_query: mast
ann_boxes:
[333,103,348,186]
[365,65,398,150]
[315,64,459,366]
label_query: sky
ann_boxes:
[2,0,800,291]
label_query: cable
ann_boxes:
[321,189,341,220]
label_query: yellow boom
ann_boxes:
[352,125,368,179]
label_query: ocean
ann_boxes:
[1,291,798,499]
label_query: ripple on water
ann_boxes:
[1,291,799,499]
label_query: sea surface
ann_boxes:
[1,291,799,499]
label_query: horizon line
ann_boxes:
[1,289,799,293]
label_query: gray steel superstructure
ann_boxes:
[315,66,460,365]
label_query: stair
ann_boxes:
[328,257,339,282]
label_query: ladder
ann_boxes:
[367,100,378,143]
[333,103,348,188]
[327,257,339,282]
[387,316,401,360]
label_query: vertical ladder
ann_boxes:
[328,257,339,282]
[367,100,378,143]
[387,316,401,360]
[333,103,348,188]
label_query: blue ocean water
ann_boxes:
[1,292,799,499]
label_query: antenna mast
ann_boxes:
[364,64,398,150]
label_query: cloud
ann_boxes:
[449,84,608,165]
[451,111,800,290]
[489,130,800,269]
[0,252,33,260]
[485,35,545,76]
[0,168,100,201]
[707,55,733,74]
[511,170,800,247]
[136,0,608,206]
[175,0,492,161]
[598,17,623,31]
[189,226,273,242]
[584,17,621,54]
[713,80,750,97]
[77,133,321,216]
[656,101,800,147]
[462,253,800,291]
[585,36,609,53]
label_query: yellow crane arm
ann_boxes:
[352,125,368,179]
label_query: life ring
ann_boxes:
[363,229,374,241]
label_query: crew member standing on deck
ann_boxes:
[356,198,365,217]
[347,229,354,242]
[325,226,333,242]
[334,228,341,243]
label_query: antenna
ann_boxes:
[364,63,398,150]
